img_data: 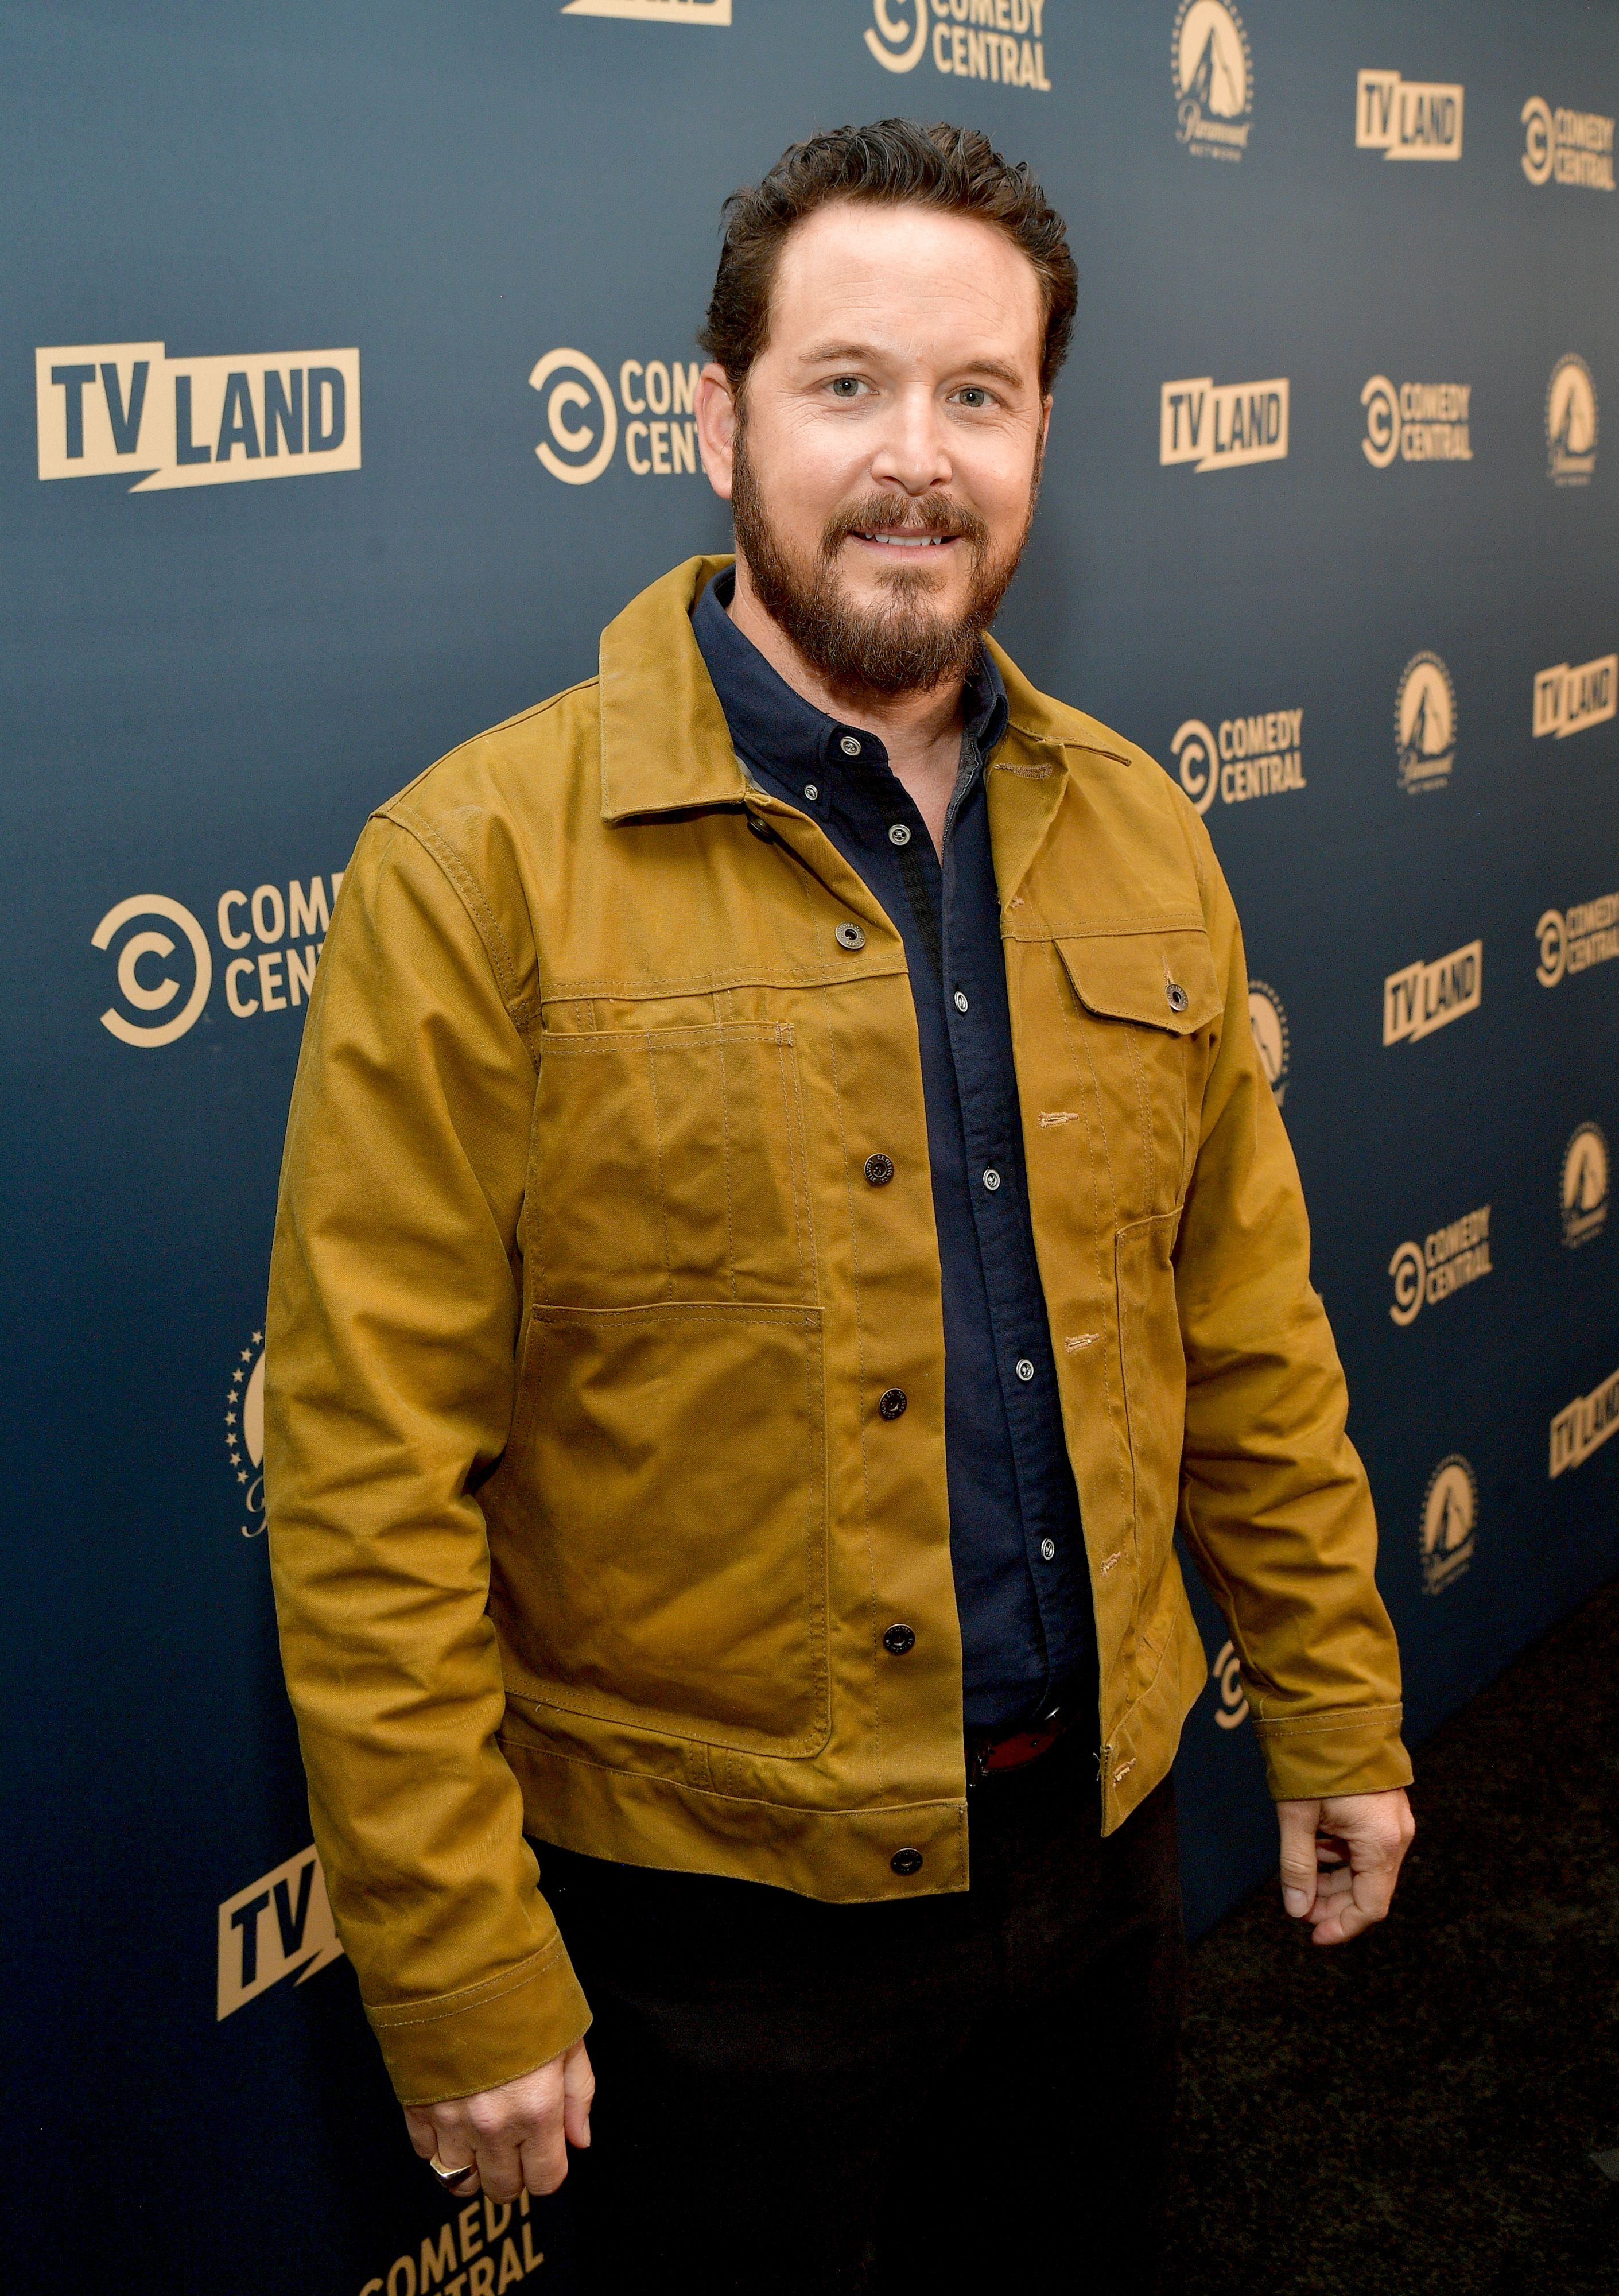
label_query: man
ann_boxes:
[267,121,1414,2291]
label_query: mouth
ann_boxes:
[848,528,961,552]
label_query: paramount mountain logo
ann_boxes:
[1536,889,1619,988]
[1384,939,1482,1046]
[1533,653,1617,739]
[1171,0,1253,161]
[224,1329,266,1540]
[1420,1457,1477,1595]
[1394,653,1456,793]
[863,0,1053,93]
[1356,69,1464,160]
[1550,1364,1619,1477]
[1361,376,1472,467]
[36,342,359,490]
[1521,98,1614,191]
[1159,375,1287,472]
[1247,979,1289,1105]
[1562,1122,1609,1248]
[1388,1205,1492,1327]
[1546,355,1598,486]
[1171,708,1305,814]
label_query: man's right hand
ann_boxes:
[403,2038,594,2199]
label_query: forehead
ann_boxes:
[767,200,1043,367]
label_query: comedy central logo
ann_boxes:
[1420,1456,1477,1596]
[1247,979,1289,1105]
[91,872,344,1048]
[36,342,359,491]
[1562,1122,1609,1248]
[1521,98,1614,191]
[1356,69,1464,160]
[864,0,1053,92]
[1546,355,1598,486]
[1388,1205,1492,1328]
[1361,376,1472,467]
[1171,1,1253,161]
[1171,709,1304,814]
[529,350,702,484]
[225,1329,266,1541]
[1536,888,1619,988]
[1393,652,1456,793]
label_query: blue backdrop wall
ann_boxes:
[6,2,1617,2289]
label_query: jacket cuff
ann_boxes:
[367,1934,593,2107]
[1249,1702,1414,1802]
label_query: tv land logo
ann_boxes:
[1360,377,1472,468]
[1521,98,1614,191]
[36,342,359,491]
[529,349,702,485]
[1550,1363,1619,1479]
[562,0,728,18]
[1536,889,1619,989]
[1171,708,1304,815]
[90,872,344,1048]
[1393,652,1456,794]
[1210,1640,1249,1730]
[1420,1456,1477,1596]
[1247,979,1289,1105]
[1383,938,1482,1046]
[1160,375,1288,473]
[1356,69,1464,161]
[1546,355,1597,486]
[1388,1205,1492,1328]
[226,1330,266,1540]
[863,0,1053,92]
[1562,1123,1609,1249]
[217,1844,343,2021]
[1170,0,1253,161]
[1533,652,1617,740]
[360,2193,547,2296]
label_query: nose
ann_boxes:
[868,382,953,497]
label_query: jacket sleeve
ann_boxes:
[264,813,591,2105]
[1171,806,1413,1803]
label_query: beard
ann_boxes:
[729,422,1036,699]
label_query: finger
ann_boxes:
[469,2131,524,2204]
[1275,1801,1322,1918]
[563,2042,595,2151]
[520,2120,571,2196]
[403,2106,439,2161]
[429,2146,481,2194]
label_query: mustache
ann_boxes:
[820,491,991,556]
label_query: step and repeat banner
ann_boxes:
[5,1,1616,2288]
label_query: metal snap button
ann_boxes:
[804,784,818,801]
[1039,1538,1057,1562]
[981,1168,1001,1192]
[840,735,862,757]
[1166,980,1189,1014]
[888,823,911,847]
[878,1387,907,1420]
[1015,1358,1035,1382]
[746,815,772,841]
[864,1153,895,1186]
[953,990,969,1013]
[835,922,866,951]
[882,1623,917,1656]
[890,1847,923,1876]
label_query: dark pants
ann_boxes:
[540,1736,1185,2294]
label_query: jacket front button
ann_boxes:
[882,1623,916,1655]
[878,1387,907,1420]
[891,1847,923,1876]
[835,922,866,951]
[1166,980,1189,1013]
[864,1153,895,1186]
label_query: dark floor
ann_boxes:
[1166,1575,1619,2296]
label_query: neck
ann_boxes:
[727,552,967,782]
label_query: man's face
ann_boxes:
[697,200,1050,693]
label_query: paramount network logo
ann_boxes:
[1361,377,1472,467]
[864,1,1053,92]
[224,1328,266,1542]
[1171,707,1305,815]
[1562,1122,1609,1249]
[1356,69,1463,160]
[1160,374,1287,472]
[1547,355,1598,486]
[1247,979,1289,1105]
[91,872,344,1048]
[1521,98,1614,191]
[1420,1457,1476,1595]
[1394,653,1456,794]
[1171,1,1253,161]
[36,342,359,490]
[217,1844,342,2020]
[529,349,701,484]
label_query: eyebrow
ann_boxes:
[797,341,1029,390]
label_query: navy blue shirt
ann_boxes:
[693,569,1094,1731]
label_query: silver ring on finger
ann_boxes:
[429,2152,479,2190]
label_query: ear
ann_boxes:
[696,363,739,501]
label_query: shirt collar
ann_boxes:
[690,563,1008,808]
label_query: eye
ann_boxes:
[954,386,993,409]
[828,376,865,399]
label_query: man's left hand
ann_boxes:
[1275,1789,1415,1945]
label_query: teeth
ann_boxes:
[858,532,950,546]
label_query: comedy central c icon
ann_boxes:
[1170,718,1219,815]
[864,0,926,73]
[91,893,213,1048]
[1387,1238,1426,1327]
[529,348,618,486]
[1361,374,1400,468]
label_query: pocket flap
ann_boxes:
[1057,929,1224,1035]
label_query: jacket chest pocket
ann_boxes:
[527,1021,815,1309]
[1055,929,1223,1223]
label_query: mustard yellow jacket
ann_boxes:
[266,557,1410,2105]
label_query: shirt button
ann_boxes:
[835,922,866,951]
[1039,1538,1057,1562]
[840,735,862,757]
[1015,1358,1035,1382]
[982,1168,1001,1192]
[890,1847,924,1876]
[864,1153,895,1186]
[888,823,911,847]
[882,1624,917,1655]
[878,1387,908,1420]
[804,784,818,801]
[953,990,969,1013]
